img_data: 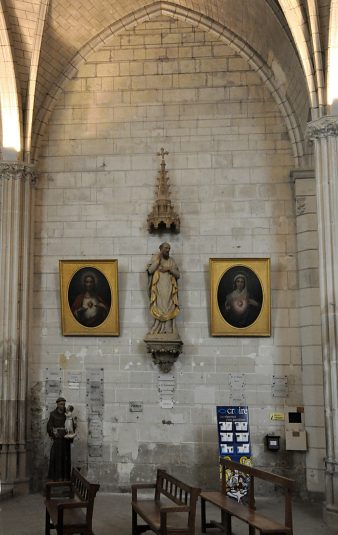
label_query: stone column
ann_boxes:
[307,116,338,526]
[292,168,325,492]
[0,162,36,494]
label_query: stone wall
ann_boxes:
[29,16,317,492]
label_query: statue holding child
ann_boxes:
[47,397,77,480]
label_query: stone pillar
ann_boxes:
[292,168,325,493]
[0,162,36,494]
[307,116,338,526]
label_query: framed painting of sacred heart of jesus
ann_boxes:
[59,259,119,336]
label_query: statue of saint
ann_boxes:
[146,242,180,335]
[47,397,76,480]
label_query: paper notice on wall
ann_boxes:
[158,374,175,392]
[88,445,103,458]
[44,368,62,381]
[45,380,61,396]
[67,371,82,383]
[229,373,245,389]
[270,412,285,421]
[87,369,104,382]
[88,383,103,402]
[160,399,174,409]
[68,383,80,389]
[229,373,246,405]
[158,373,175,408]
[271,376,288,398]
[44,368,62,399]
[229,391,245,404]
[86,368,104,459]
[88,416,103,439]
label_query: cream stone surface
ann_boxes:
[5,2,338,526]
[27,17,316,491]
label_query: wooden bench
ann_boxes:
[45,467,100,535]
[201,458,294,535]
[132,468,201,535]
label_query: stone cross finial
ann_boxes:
[157,147,169,162]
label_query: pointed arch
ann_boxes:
[24,0,50,162]
[278,0,320,117]
[327,0,338,110]
[32,1,307,166]
[0,0,21,158]
[307,0,325,115]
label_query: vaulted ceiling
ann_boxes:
[0,0,335,163]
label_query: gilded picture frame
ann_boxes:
[59,260,119,336]
[210,258,270,336]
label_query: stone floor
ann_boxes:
[1,492,338,535]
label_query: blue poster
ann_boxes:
[216,406,251,461]
[216,406,252,500]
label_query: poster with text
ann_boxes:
[216,406,253,501]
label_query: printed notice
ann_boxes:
[158,373,175,409]
[216,406,252,501]
[86,368,104,459]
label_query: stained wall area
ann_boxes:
[28,17,322,492]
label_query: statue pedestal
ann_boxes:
[144,334,183,373]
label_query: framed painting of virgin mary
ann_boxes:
[210,258,270,336]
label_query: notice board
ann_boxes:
[216,406,252,501]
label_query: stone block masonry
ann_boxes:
[30,16,314,493]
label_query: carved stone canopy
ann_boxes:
[147,148,180,233]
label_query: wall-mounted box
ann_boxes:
[285,406,307,451]
[266,435,280,451]
[285,430,307,450]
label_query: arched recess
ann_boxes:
[24,0,50,162]
[31,1,308,166]
[278,0,322,118]
[327,0,338,110]
[0,0,22,159]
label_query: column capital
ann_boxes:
[0,161,37,184]
[307,115,338,140]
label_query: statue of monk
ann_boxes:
[47,397,74,480]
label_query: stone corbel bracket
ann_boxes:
[144,336,183,373]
